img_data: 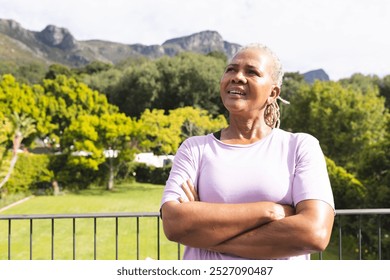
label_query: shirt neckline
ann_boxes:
[211,128,277,148]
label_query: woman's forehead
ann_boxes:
[230,49,272,68]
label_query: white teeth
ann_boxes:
[228,90,245,95]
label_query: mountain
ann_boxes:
[0,18,241,67]
[0,18,330,81]
[303,69,330,83]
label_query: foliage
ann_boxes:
[108,52,226,117]
[378,74,390,108]
[81,67,122,96]
[169,106,228,139]
[0,112,11,146]
[75,61,113,75]
[1,74,137,191]
[44,64,74,80]
[281,80,387,171]
[5,153,53,194]
[134,163,172,185]
[110,61,161,118]
[49,153,99,190]
[0,62,47,85]
[357,115,390,208]
[326,157,366,209]
[133,107,227,155]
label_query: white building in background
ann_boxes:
[134,152,174,168]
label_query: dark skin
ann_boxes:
[161,47,334,259]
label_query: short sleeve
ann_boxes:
[160,136,205,207]
[292,135,335,210]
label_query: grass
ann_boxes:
[0,182,182,260]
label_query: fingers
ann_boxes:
[180,179,199,203]
[186,179,199,201]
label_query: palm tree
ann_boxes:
[0,112,36,190]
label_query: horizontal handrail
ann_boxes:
[1,209,389,260]
[0,212,160,220]
[335,209,390,215]
[2,208,389,220]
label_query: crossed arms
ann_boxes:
[161,180,334,259]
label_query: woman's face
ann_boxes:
[219,48,279,116]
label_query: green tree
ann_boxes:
[41,75,132,189]
[81,67,122,97]
[281,80,387,170]
[109,52,226,117]
[133,107,227,155]
[41,75,119,146]
[154,52,225,115]
[133,109,181,155]
[325,157,367,209]
[45,64,73,80]
[169,106,227,141]
[357,115,390,207]
[110,61,161,118]
[378,75,390,108]
[76,61,113,75]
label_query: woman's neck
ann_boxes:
[221,114,272,144]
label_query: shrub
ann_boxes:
[134,163,171,185]
[5,153,53,194]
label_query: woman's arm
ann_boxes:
[161,180,294,248]
[210,199,335,259]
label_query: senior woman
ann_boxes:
[160,43,335,260]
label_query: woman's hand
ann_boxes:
[179,179,199,202]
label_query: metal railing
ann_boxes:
[1,209,389,260]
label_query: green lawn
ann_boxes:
[0,182,182,260]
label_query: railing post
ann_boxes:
[157,216,160,260]
[115,217,119,260]
[73,218,76,260]
[136,217,140,260]
[94,217,97,260]
[29,219,33,260]
[378,215,382,260]
[51,218,54,260]
[358,215,362,260]
[338,215,342,260]
[8,219,11,260]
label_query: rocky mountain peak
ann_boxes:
[36,25,77,50]
[163,30,240,58]
[0,18,32,39]
[303,69,330,83]
[0,19,22,31]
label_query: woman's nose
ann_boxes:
[231,71,247,84]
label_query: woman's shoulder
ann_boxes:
[182,134,213,145]
[179,134,214,152]
[274,128,320,145]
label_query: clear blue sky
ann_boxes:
[0,0,389,80]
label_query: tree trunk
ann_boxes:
[0,132,22,190]
[0,153,18,190]
[107,159,114,190]
[52,180,60,196]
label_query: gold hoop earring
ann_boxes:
[264,101,280,128]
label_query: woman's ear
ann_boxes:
[267,86,281,104]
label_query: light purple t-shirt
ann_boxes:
[161,128,334,260]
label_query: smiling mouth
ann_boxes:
[228,90,246,96]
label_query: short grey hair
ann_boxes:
[231,43,284,88]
